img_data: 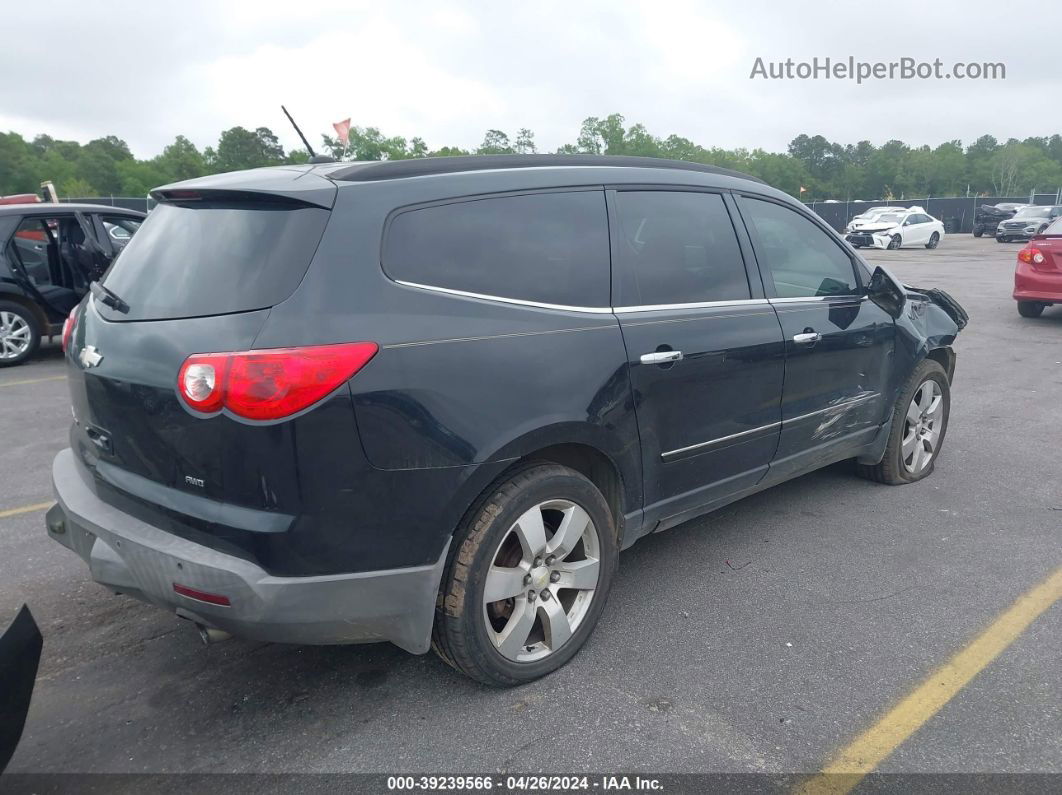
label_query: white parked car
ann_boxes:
[844,206,945,250]
[845,206,896,233]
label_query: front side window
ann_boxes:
[611,190,750,306]
[741,197,859,299]
[383,191,610,307]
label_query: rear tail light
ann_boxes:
[61,309,76,353]
[1018,247,1045,265]
[177,342,378,421]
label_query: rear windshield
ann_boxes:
[100,201,330,321]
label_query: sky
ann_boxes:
[2,0,1059,159]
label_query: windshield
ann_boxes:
[1014,207,1052,219]
[101,200,330,321]
[872,213,902,223]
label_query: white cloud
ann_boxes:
[0,0,1058,159]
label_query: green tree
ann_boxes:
[156,135,207,182]
[477,130,514,155]
[210,126,286,171]
[514,129,536,154]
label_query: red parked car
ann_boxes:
[1014,216,1062,318]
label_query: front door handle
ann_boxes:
[792,332,822,345]
[640,350,684,365]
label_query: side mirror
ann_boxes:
[866,266,906,318]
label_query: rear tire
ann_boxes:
[432,464,618,687]
[0,301,41,367]
[925,232,940,249]
[973,227,984,238]
[1017,301,1046,318]
[857,360,950,485]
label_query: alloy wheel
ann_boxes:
[482,499,601,663]
[901,379,944,474]
[0,311,32,361]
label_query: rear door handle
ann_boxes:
[640,350,684,365]
[792,332,822,344]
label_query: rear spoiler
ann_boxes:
[151,168,337,209]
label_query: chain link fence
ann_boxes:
[804,194,1062,234]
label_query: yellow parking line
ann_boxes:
[0,374,67,388]
[0,501,53,519]
[801,565,1062,795]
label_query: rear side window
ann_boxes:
[611,191,750,306]
[383,191,610,307]
[101,201,330,321]
[740,197,859,299]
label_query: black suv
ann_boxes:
[0,204,144,366]
[46,156,966,686]
[972,202,1025,238]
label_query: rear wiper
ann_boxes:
[90,281,130,314]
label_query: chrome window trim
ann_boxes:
[395,280,771,314]
[393,280,614,314]
[768,295,866,304]
[661,421,781,460]
[614,298,769,313]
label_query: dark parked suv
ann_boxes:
[0,203,144,366]
[46,156,966,686]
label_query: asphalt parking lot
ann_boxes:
[1,234,1059,780]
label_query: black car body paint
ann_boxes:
[47,156,965,652]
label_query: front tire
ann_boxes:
[1017,301,1046,318]
[925,232,940,249]
[973,227,984,238]
[0,302,41,367]
[887,234,902,250]
[432,464,618,687]
[857,360,950,485]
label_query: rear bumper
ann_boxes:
[47,449,448,653]
[1014,266,1062,304]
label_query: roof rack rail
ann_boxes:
[329,154,765,184]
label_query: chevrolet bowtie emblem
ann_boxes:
[79,345,103,368]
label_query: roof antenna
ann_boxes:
[281,105,335,164]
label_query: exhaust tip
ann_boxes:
[196,624,233,646]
